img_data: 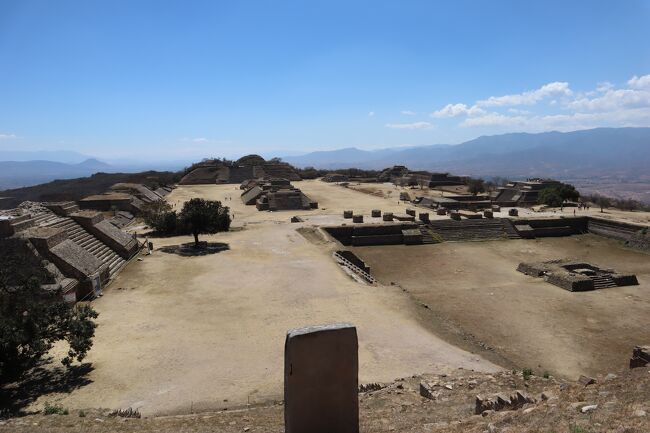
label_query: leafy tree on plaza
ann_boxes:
[467,178,486,195]
[179,198,231,247]
[538,182,580,207]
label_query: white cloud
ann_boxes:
[431,103,485,118]
[181,137,211,143]
[461,107,650,131]
[180,137,230,145]
[461,113,527,127]
[596,81,614,93]
[628,74,650,89]
[368,111,375,117]
[569,88,650,112]
[401,110,416,116]
[401,73,650,135]
[385,121,433,130]
[0,133,17,140]
[477,81,572,107]
[507,108,531,115]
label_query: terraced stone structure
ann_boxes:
[241,179,317,212]
[79,183,172,214]
[0,201,139,302]
[322,173,349,182]
[416,194,491,211]
[180,155,301,185]
[517,259,639,291]
[494,178,561,207]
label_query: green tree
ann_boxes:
[0,240,98,381]
[538,188,564,207]
[466,178,486,195]
[538,182,580,207]
[591,195,611,213]
[180,198,231,247]
[142,200,178,234]
[557,183,580,202]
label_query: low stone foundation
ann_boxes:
[324,223,421,246]
[517,259,639,292]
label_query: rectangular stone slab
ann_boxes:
[284,323,358,433]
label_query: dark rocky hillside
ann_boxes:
[0,171,179,210]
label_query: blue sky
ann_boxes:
[1,0,649,161]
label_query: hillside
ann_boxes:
[0,171,179,209]
[284,128,650,173]
[283,127,650,203]
[0,159,113,190]
[284,127,650,175]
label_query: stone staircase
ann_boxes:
[427,218,522,242]
[42,213,127,278]
[501,219,523,238]
[333,251,377,285]
[418,224,441,244]
[590,274,617,289]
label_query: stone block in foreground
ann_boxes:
[284,323,359,433]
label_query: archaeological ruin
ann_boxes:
[79,182,173,215]
[240,179,317,211]
[1,200,139,302]
[493,178,562,206]
[377,165,465,188]
[179,155,301,185]
[517,259,640,291]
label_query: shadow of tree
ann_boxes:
[159,242,230,257]
[0,360,93,416]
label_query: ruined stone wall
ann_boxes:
[351,234,404,246]
[323,223,419,246]
[626,232,650,253]
[612,274,640,286]
[587,217,638,241]
[516,262,548,277]
[337,250,371,273]
[520,217,588,232]
[544,272,594,292]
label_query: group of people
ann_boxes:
[572,202,591,216]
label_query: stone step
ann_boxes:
[590,274,616,289]
[96,248,114,261]
[79,236,98,248]
[109,258,127,278]
[87,242,105,255]
[10,219,35,232]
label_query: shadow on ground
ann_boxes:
[159,242,230,257]
[0,360,93,416]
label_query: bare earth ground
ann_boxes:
[4,368,649,433]
[16,180,650,423]
[34,181,499,416]
[354,235,650,379]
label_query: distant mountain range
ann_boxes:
[282,127,650,179]
[0,159,114,190]
[0,150,95,164]
[0,155,187,190]
[2,127,649,202]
